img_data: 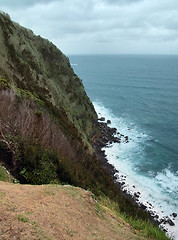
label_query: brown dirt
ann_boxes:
[0,181,146,240]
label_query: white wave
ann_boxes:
[71,63,78,66]
[155,168,178,199]
[93,101,178,240]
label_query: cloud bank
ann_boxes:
[1,0,178,54]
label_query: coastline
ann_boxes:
[93,120,176,239]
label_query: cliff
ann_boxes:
[0,12,139,216]
[0,12,100,187]
[1,12,130,210]
[0,12,97,145]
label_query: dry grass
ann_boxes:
[0,181,147,240]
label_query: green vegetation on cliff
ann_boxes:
[0,12,97,145]
[0,12,117,200]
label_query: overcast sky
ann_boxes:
[0,0,178,55]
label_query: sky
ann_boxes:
[0,0,178,55]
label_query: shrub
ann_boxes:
[0,78,9,89]
[19,143,59,185]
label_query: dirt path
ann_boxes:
[0,181,146,240]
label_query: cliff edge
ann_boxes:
[0,181,162,240]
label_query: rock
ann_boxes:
[172,213,177,218]
[112,128,117,134]
[121,175,126,179]
[134,192,140,198]
[140,203,147,210]
[98,117,105,121]
[113,138,120,143]
[167,218,175,226]
[107,120,111,124]
[160,217,175,226]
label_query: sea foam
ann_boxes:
[94,101,178,240]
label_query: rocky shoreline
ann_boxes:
[93,118,177,235]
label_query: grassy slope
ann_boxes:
[0,181,170,240]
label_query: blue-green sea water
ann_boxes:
[69,54,178,239]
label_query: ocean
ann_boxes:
[69,54,178,239]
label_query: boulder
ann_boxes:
[172,213,177,218]
[167,218,175,226]
[98,117,105,121]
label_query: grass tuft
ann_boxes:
[17,214,29,223]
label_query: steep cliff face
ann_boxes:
[0,12,97,144]
[0,13,150,217]
[0,12,103,187]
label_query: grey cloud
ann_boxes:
[102,0,142,6]
[0,0,178,54]
[0,0,56,8]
